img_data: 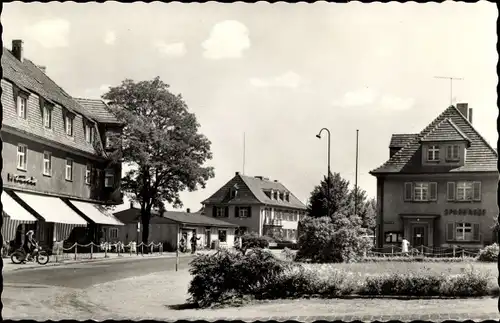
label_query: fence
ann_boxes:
[52,241,165,262]
[369,244,481,258]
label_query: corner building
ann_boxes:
[370,103,498,250]
[1,40,124,250]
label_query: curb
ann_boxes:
[4,253,197,272]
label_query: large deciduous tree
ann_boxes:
[103,77,214,245]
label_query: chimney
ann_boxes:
[274,180,278,183]
[37,65,46,74]
[130,201,134,209]
[456,103,472,123]
[186,208,191,213]
[235,172,239,176]
[12,40,24,62]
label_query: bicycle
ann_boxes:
[11,244,50,265]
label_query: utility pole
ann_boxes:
[354,129,359,217]
[434,76,463,106]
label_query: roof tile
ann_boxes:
[74,98,122,125]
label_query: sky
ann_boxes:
[2,2,498,213]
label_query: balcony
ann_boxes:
[263,218,283,227]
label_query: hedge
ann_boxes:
[188,248,494,308]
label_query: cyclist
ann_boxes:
[22,230,38,262]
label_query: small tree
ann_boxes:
[307,172,351,218]
[103,77,214,246]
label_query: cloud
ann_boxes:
[332,88,414,111]
[153,41,187,57]
[202,20,251,59]
[104,31,116,45]
[332,88,379,107]
[249,71,303,89]
[25,19,70,48]
[379,95,415,111]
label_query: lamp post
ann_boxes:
[316,128,331,217]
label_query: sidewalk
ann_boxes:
[2,250,212,273]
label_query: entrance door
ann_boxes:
[412,225,426,246]
[205,229,211,248]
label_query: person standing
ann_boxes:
[190,230,200,254]
[401,237,410,256]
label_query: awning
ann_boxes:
[69,200,124,226]
[2,192,37,222]
[14,192,87,225]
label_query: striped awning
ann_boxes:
[2,192,37,222]
[14,192,87,225]
[69,200,124,226]
[1,216,24,242]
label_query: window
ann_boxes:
[17,144,27,170]
[274,191,278,200]
[230,184,239,199]
[85,164,92,185]
[456,181,473,201]
[215,207,227,218]
[65,115,73,136]
[237,207,249,218]
[455,223,472,241]
[85,123,93,143]
[427,145,440,161]
[446,145,460,161]
[104,169,114,188]
[17,96,27,118]
[385,232,403,243]
[43,151,52,176]
[43,106,52,128]
[218,230,227,243]
[414,182,428,201]
[65,159,73,181]
[109,228,118,240]
[447,222,480,241]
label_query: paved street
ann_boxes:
[2,256,500,321]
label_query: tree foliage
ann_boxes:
[103,77,214,244]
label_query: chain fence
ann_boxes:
[369,244,481,258]
[52,241,165,262]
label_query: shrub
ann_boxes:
[240,232,271,254]
[188,248,288,307]
[359,256,476,263]
[281,247,295,261]
[361,272,443,296]
[477,243,499,262]
[439,267,491,297]
[296,216,373,263]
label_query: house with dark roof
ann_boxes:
[201,172,307,242]
[370,103,498,249]
[1,39,124,249]
[113,205,238,251]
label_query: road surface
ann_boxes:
[4,256,192,289]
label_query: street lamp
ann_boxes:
[316,128,331,217]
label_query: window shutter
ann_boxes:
[447,182,456,201]
[212,206,217,218]
[472,182,481,201]
[473,223,480,241]
[429,182,438,201]
[235,206,240,217]
[225,206,229,217]
[404,182,413,201]
[446,222,455,241]
[247,207,252,218]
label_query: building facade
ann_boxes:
[1,39,124,250]
[113,206,238,251]
[201,172,307,242]
[370,103,498,250]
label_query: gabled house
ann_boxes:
[370,103,498,249]
[201,172,307,242]
[113,205,238,251]
[1,39,124,250]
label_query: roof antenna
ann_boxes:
[434,76,463,106]
[242,132,246,175]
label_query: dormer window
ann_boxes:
[230,184,239,199]
[84,122,94,144]
[285,193,290,202]
[446,145,460,161]
[427,145,440,162]
[65,114,74,136]
[43,105,52,128]
[17,95,27,119]
[264,190,271,199]
[273,191,278,200]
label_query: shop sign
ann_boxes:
[444,208,486,216]
[7,173,37,186]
